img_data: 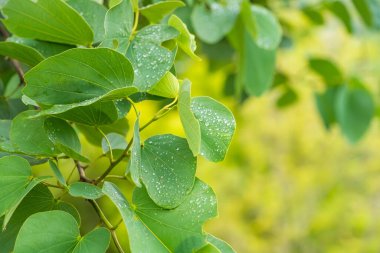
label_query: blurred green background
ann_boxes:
[27,2,380,253]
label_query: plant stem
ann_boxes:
[97,127,114,162]
[111,230,125,253]
[75,161,93,183]
[139,97,178,131]
[89,200,125,253]
[42,182,65,189]
[132,9,140,35]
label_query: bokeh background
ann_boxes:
[29,1,380,253]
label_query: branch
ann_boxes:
[75,161,93,183]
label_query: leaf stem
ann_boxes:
[89,200,125,253]
[95,97,178,184]
[42,182,65,189]
[97,127,114,162]
[132,9,140,35]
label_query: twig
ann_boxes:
[75,161,93,183]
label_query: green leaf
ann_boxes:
[276,87,298,108]
[24,48,135,106]
[14,210,110,253]
[127,24,179,91]
[2,0,94,46]
[0,42,44,67]
[68,182,103,200]
[335,81,375,143]
[48,160,66,186]
[141,134,197,208]
[205,234,236,253]
[191,0,239,44]
[44,117,88,162]
[301,6,325,25]
[54,201,81,225]
[191,97,236,162]
[0,185,55,253]
[0,156,39,216]
[148,71,179,98]
[242,3,283,50]
[352,0,373,27]
[101,133,127,153]
[7,37,73,58]
[10,111,58,156]
[315,86,342,130]
[325,1,352,33]
[241,30,276,96]
[102,178,217,253]
[141,0,185,23]
[178,80,201,156]
[128,115,142,187]
[168,14,201,61]
[101,0,134,53]
[309,57,344,86]
[67,0,107,43]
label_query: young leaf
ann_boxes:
[48,160,66,186]
[191,0,239,44]
[44,118,89,162]
[140,1,185,23]
[102,179,217,253]
[127,25,179,91]
[335,81,374,143]
[191,97,236,162]
[68,182,103,200]
[10,111,58,156]
[0,42,44,67]
[168,15,201,61]
[14,210,110,253]
[148,71,179,98]
[23,48,135,106]
[141,134,197,208]
[66,0,107,43]
[178,80,201,156]
[128,115,142,187]
[2,0,94,46]
[101,0,134,53]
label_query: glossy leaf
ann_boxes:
[10,111,58,156]
[178,80,201,156]
[68,182,103,200]
[0,42,44,67]
[44,117,88,162]
[191,97,236,162]
[191,1,239,44]
[148,71,179,98]
[141,1,185,23]
[24,48,135,106]
[141,134,197,208]
[101,0,134,53]
[335,82,375,143]
[168,14,201,61]
[102,178,217,253]
[67,0,107,43]
[2,0,94,46]
[127,25,179,91]
[128,115,142,187]
[14,210,110,253]
[101,133,127,154]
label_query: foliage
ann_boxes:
[0,0,238,252]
